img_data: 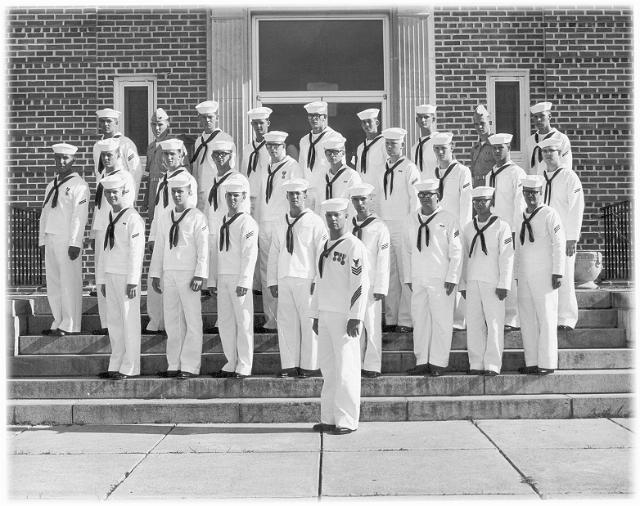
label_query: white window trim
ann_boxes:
[486,70,530,166]
[113,74,157,154]
[251,14,390,128]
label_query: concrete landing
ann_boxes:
[7,418,634,499]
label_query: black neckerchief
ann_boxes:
[358,135,382,174]
[247,139,266,177]
[436,161,457,197]
[219,212,244,251]
[43,173,76,209]
[306,130,328,171]
[325,167,349,199]
[285,211,308,254]
[208,171,234,211]
[190,130,220,165]
[383,158,404,199]
[156,169,186,208]
[416,209,440,251]
[265,159,287,203]
[169,208,191,249]
[103,208,129,250]
[352,215,376,240]
[489,162,512,187]
[543,168,564,205]
[318,238,346,278]
[414,135,431,172]
[469,215,499,256]
[520,206,544,245]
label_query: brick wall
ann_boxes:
[432,7,633,249]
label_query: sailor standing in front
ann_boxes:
[96,172,145,380]
[349,183,390,378]
[402,179,462,376]
[310,198,369,435]
[267,178,328,378]
[459,186,514,376]
[149,173,209,379]
[515,175,565,375]
[39,143,89,336]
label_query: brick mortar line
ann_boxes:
[102,423,177,500]
[471,419,543,499]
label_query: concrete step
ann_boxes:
[7,370,633,399]
[8,348,633,377]
[16,328,628,356]
[17,289,615,316]
[23,308,619,335]
[7,392,632,425]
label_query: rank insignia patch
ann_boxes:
[351,258,362,275]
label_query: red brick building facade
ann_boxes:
[6,7,633,283]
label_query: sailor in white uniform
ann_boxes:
[149,173,209,379]
[256,130,303,330]
[310,198,369,435]
[92,108,143,199]
[353,108,386,211]
[539,137,584,330]
[515,175,566,375]
[486,133,527,330]
[402,179,462,376]
[298,101,343,211]
[145,138,198,335]
[210,181,259,378]
[90,138,136,336]
[349,183,390,378]
[524,101,573,175]
[410,104,439,178]
[96,171,145,379]
[39,143,89,336]
[267,178,328,378]
[378,127,420,333]
[459,186,514,375]
[241,106,273,221]
[190,99,236,211]
[321,135,362,214]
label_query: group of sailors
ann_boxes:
[38,98,584,434]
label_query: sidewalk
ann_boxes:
[7,418,634,500]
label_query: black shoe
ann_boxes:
[97,371,116,379]
[234,372,249,379]
[537,368,555,375]
[89,289,97,296]
[51,328,75,336]
[558,325,573,331]
[298,368,321,378]
[484,370,499,376]
[111,372,139,380]
[158,370,180,378]
[382,324,397,332]
[145,329,166,335]
[91,328,109,335]
[278,368,299,378]
[41,329,54,336]
[331,427,356,435]
[467,369,484,375]
[406,364,430,376]
[396,326,413,333]
[518,365,538,374]
[312,423,336,432]
[428,364,444,377]
[177,371,198,379]
[212,370,235,378]
[203,327,218,334]
[361,370,381,378]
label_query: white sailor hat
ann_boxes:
[304,101,328,115]
[168,173,193,189]
[159,138,186,152]
[263,131,288,143]
[324,135,347,150]
[210,139,235,152]
[538,137,563,150]
[100,171,129,190]
[357,108,380,120]
[51,143,78,155]
[530,101,553,114]
[96,138,120,152]
[415,179,440,193]
[382,127,407,140]
[282,178,309,193]
[431,132,454,145]
[416,104,437,115]
[349,183,375,198]
[472,186,495,199]
[151,108,169,122]
[221,180,247,194]
[195,100,219,114]
[521,175,544,189]
[473,104,490,118]
[488,133,513,145]
[247,107,273,120]
[96,108,121,119]
[321,198,349,213]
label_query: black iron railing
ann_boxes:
[9,206,45,286]
[602,200,632,280]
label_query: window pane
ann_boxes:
[262,102,383,165]
[258,20,384,92]
[124,86,149,154]
[494,82,520,151]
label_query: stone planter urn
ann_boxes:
[574,250,603,288]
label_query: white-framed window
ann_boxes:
[486,70,530,166]
[252,14,390,163]
[113,75,157,156]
